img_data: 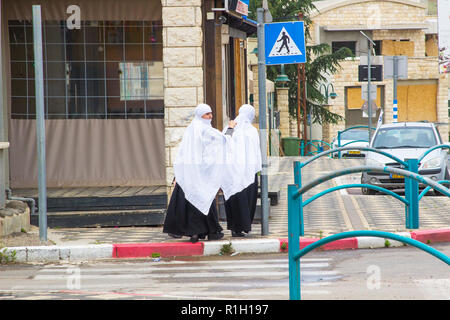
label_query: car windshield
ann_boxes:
[372,127,437,149]
[340,130,369,141]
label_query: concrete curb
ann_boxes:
[3,228,449,263]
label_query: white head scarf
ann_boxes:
[174,104,228,215]
[221,104,262,200]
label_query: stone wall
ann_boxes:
[0,200,30,237]
[276,87,290,138]
[162,0,204,193]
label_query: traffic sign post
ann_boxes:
[264,21,306,65]
[384,56,407,123]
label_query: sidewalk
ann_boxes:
[2,157,450,263]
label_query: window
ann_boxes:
[9,20,163,119]
[373,127,437,149]
[332,41,356,55]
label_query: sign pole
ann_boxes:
[257,8,269,236]
[367,40,373,141]
[360,31,376,141]
[33,5,48,242]
[393,56,398,123]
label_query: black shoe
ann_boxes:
[190,234,199,243]
[232,231,245,237]
[168,233,182,239]
[208,232,224,241]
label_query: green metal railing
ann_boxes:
[300,140,333,157]
[336,126,375,158]
[288,144,450,300]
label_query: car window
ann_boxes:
[372,127,437,149]
[340,130,369,141]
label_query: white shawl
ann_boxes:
[221,104,262,200]
[173,104,230,215]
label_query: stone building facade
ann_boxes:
[1,0,255,214]
[162,0,205,193]
[310,0,449,143]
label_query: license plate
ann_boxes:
[390,174,404,179]
[348,151,361,155]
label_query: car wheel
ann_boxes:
[361,176,376,195]
[445,168,450,188]
[432,168,449,196]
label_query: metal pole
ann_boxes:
[0,2,5,209]
[288,184,301,300]
[257,8,269,236]
[297,64,301,139]
[32,5,47,241]
[405,158,419,229]
[367,40,372,141]
[393,56,398,123]
[360,31,376,141]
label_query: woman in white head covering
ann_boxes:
[221,104,262,237]
[163,104,226,243]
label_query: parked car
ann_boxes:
[361,122,449,195]
[332,128,370,158]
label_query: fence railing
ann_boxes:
[336,125,375,158]
[288,144,450,300]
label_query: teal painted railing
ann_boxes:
[288,144,450,300]
[337,126,374,158]
[300,140,333,157]
[288,229,450,300]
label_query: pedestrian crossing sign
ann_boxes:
[264,21,306,65]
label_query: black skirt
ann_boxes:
[163,184,223,238]
[224,174,259,233]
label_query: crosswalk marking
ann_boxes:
[37,263,330,273]
[20,257,342,299]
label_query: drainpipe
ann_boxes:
[5,188,36,217]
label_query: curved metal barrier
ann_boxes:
[302,140,333,157]
[336,126,374,158]
[299,146,408,169]
[419,180,450,200]
[288,144,450,300]
[288,230,450,300]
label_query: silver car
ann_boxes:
[361,122,449,195]
[331,129,370,158]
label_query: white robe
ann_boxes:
[173,104,232,215]
[221,104,262,200]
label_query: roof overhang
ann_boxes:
[223,11,257,36]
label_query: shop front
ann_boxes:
[2,0,165,190]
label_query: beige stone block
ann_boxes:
[165,147,171,167]
[163,47,201,67]
[166,27,202,47]
[197,87,204,105]
[163,7,198,27]
[167,67,203,87]
[195,47,203,66]
[165,87,197,107]
[165,0,201,6]
[165,126,186,148]
[168,107,195,127]
[165,166,175,186]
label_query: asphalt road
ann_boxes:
[1,244,448,301]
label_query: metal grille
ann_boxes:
[9,20,163,119]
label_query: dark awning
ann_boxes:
[223,11,257,36]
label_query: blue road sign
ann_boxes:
[265,21,306,65]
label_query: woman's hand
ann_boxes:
[228,120,237,128]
